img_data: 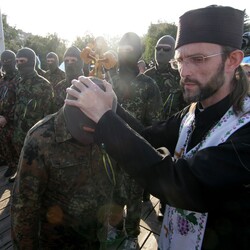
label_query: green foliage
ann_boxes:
[73,35,95,51]
[2,14,23,52]
[24,34,67,69]
[2,14,68,70]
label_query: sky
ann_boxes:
[0,0,249,43]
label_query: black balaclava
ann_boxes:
[46,52,59,72]
[64,46,83,82]
[155,35,175,71]
[1,50,17,76]
[16,47,36,79]
[63,76,117,145]
[118,32,142,81]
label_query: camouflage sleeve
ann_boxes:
[11,133,48,249]
[143,80,163,126]
[1,81,16,123]
[40,82,55,115]
[53,80,71,111]
[116,104,145,133]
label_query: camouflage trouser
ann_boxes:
[0,126,19,169]
[113,167,143,237]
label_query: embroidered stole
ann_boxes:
[158,97,250,250]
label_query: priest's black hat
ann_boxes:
[175,5,245,50]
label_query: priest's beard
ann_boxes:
[181,63,225,104]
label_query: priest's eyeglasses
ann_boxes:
[169,52,224,70]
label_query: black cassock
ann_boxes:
[94,94,250,250]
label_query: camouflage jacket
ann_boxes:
[11,108,119,249]
[0,71,19,124]
[145,65,187,119]
[53,79,72,111]
[44,68,65,89]
[36,67,46,78]
[12,72,54,149]
[112,73,163,126]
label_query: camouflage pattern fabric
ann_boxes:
[0,71,19,169]
[36,67,46,78]
[11,109,119,249]
[145,64,186,119]
[44,67,65,89]
[53,79,72,111]
[112,73,162,126]
[112,73,162,237]
[0,71,18,121]
[12,72,54,154]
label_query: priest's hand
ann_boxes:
[65,76,117,123]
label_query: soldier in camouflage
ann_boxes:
[44,52,65,90]
[145,35,186,120]
[0,50,20,177]
[10,77,129,249]
[53,46,83,111]
[9,47,54,182]
[144,35,187,218]
[111,32,163,249]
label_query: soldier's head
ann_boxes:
[155,35,175,69]
[118,32,142,65]
[16,47,36,78]
[63,46,83,82]
[1,50,16,75]
[63,76,117,145]
[46,52,59,72]
[117,32,143,79]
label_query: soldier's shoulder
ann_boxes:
[28,113,56,136]
[34,74,51,87]
[137,73,155,83]
[137,74,160,92]
[36,73,49,82]
[44,70,50,77]
[55,79,67,88]
[144,67,156,77]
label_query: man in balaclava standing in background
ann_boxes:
[110,32,163,249]
[145,35,186,120]
[9,47,54,182]
[0,50,19,178]
[53,46,83,111]
[44,52,65,89]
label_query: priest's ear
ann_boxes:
[224,49,244,73]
